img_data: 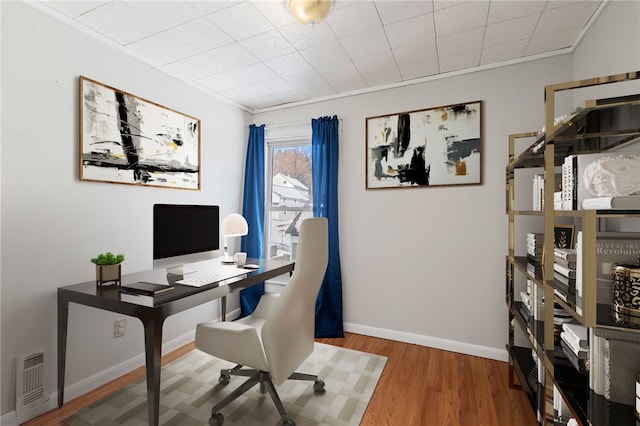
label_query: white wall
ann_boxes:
[255,55,573,360]
[1,1,250,418]
[572,0,640,103]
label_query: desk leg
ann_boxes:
[221,295,227,321]
[142,314,164,426]
[57,296,69,408]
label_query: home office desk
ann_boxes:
[57,258,294,426]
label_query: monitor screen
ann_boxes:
[153,204,220,272]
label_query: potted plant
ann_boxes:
[91,251,125,287]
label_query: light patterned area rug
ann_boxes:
[64,343,387,426]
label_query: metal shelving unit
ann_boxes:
[506,71,640,425]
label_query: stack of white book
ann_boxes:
[553,248,577,304]
[560,322,588,374]
[526,232,543,277]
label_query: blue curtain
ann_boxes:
[240,124,265,316]
[312,115,344,338]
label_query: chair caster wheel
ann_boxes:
[209,412,224,426]
[282,420,296,426]
[219,374,230,385]
[313,380,325,393]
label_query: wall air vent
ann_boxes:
[16,345,51,419]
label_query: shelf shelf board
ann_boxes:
[508,346,538,413]
[588,390,638,426]
[511,301,545,354]
[554,356,588,425]
[509,93,640,170]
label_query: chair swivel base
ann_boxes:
[208,366,325,426]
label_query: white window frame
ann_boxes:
[264,125,312,286]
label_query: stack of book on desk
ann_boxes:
[553,248,577,304]
[560,322,588,374]
[121,282,175,296]
[526,232,543,278]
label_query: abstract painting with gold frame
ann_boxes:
[365,101,482,189]
[80,76,201,190]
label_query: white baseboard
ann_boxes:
[343,322,509,362]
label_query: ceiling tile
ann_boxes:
[206,1,274,41]
[315,61,362,85]
[354,50,402,86]
[340,27,390,60]
[325,1,382,38]
[198,62,278,91]
[327,73,369,93]
[434,1,490,37]
[166,42,260,80]
[223,77,296,100]
[483,13,538,48]
[353,49,397,75]
[439,49,482,73]
[526,26,582,56]
[240,30,296,61]
[437,27,485,58]
[393,40,438,67]
[299,40,351,70]
[535,1,600,36]
[397,59,439,81]
[166,54,217,80]
[264,52,316,78]
[274,89,309,104]
[285,69,332,90]
[384,13,436,49]
[187,0,242,15]
[250,0,297,27]
[480,39,528,65]
[41,1,109,18]
[374,0,433,25]
[75,2,158,44]
[278,21,336,50]
[298,81,339,99]
[127,17,233,64]
[487,1,545,24]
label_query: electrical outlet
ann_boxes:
[114,319,126,338]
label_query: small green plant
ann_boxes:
[90,251,125,265]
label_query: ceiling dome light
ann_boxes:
[288,0,332,26]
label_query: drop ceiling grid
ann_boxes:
[37,0,604,111]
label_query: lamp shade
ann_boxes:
[288,0,332,26]
[222,213,248,237]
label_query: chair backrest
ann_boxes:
[261,217,329,385]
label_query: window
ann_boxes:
[266,139,313,263]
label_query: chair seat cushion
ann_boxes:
[195,321,269,371]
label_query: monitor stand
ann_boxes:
[166,264,197,276]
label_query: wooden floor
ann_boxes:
[25,332,537,426]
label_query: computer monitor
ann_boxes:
[153,204,220,275]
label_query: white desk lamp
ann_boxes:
[221,213,248,264]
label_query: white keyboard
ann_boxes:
[176,268,248,287]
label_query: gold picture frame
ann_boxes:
[365,100,482,189]
[80,76,201,190]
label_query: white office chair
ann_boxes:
[195,217,329,426]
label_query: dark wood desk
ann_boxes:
[58,258,294,426]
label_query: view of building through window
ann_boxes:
[267,145,312,261]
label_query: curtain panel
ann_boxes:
[240,124,265,316]
[312,115,344,338]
